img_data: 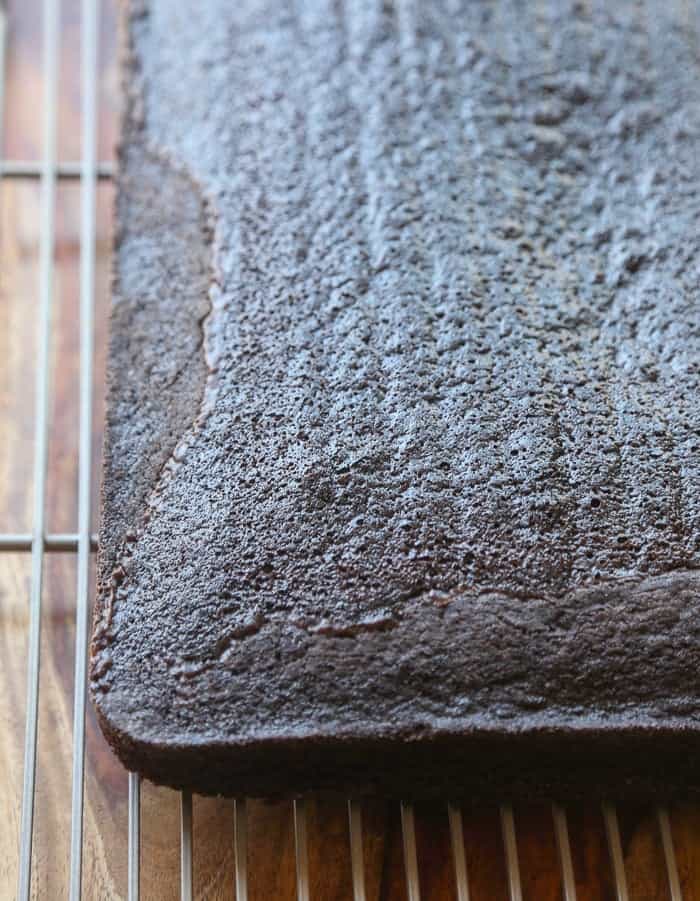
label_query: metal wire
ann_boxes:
[181,791,193,901]
[128,773,141,901]
[348,800,367,901]
[68,0,99,896]
[0,1,6,157]
[234,799,248,901]
[293,799,311,901]
[0,532,99,551]
[500,805,523,901]
[657,807,682,901]
[0,159,114,178]
[602,802,629,901]
[552,804,577,901]
[16,0,59,897]
[447,803,471,901]
[401,802,421,901]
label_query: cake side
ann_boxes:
[94,569,700,799]
[92,0,700,799]
[92,6,215,693]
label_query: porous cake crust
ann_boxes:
[92,0,700,798]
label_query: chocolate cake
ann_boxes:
[92,0,700,799]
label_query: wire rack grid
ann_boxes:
[0,1,689,899]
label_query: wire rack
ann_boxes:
[0,1,691,899]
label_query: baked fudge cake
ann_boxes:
[92,0,700,798]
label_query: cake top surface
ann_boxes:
[93,0,700,747]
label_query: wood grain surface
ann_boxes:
[1,1,699,898]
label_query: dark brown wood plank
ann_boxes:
[247,800,297,901]
[413,803,456,900]
[567,804,617,901]
[307,799,355,901]
[618,805,670,900]
[514,805,562,901]
[460,807,509,901]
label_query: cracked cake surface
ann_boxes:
[92,0,700,798]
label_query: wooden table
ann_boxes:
[1,1,699,897]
